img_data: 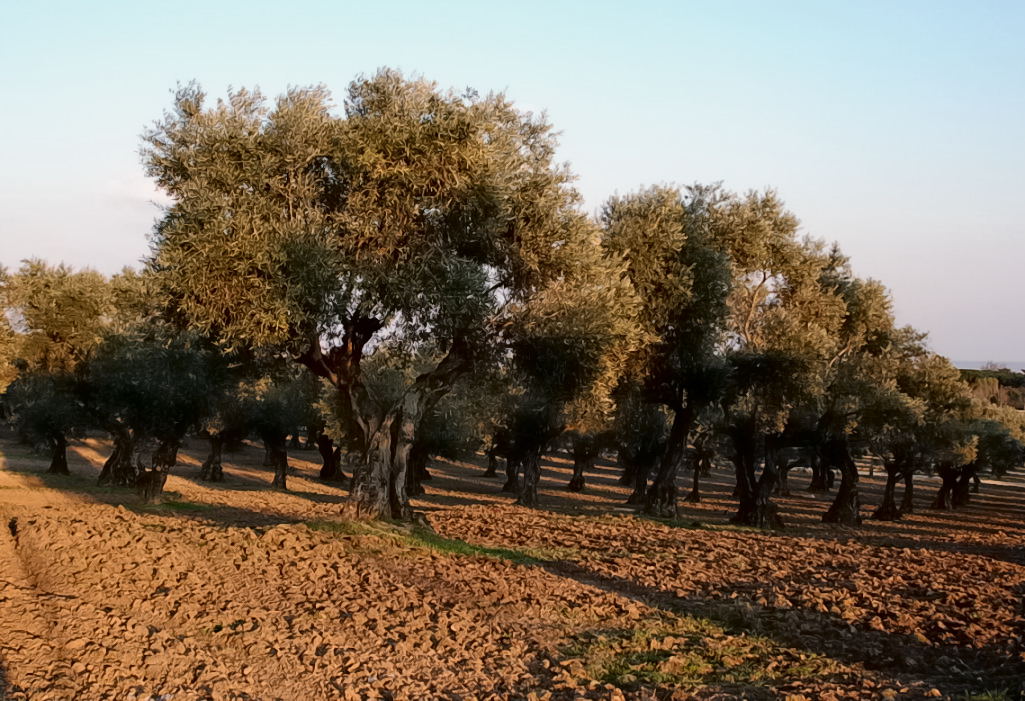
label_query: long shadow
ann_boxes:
[131,499,304,529]
[535,556,1025,697]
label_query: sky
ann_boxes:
[0,0,1022,363]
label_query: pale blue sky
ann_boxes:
[1,0,1022,362]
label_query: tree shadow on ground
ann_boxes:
[535,557,1025,698]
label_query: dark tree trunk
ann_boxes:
[406,440,430,498]
[822,437,861,525]
[729,421,758,514]
[305,422,323,450]
[516,448,543,507]
[502,454,521,493]
[566,435,597,492]
[775,456,799,496]
[931,464,959,510]
[47,434,70,475]
[732,433,783,529]
[685,453,701,503]
[136,468,168,504]
[97,429,137,487]
[953,467,974,507]
[289,434,302,450]
[871,461,902,521]
[900,468,915,514]
[349,424,392,517]
[136,438,177,505]
[626,457,652,505]
[644,407,695,518]
[485,429,509,478]
[807,449,831,492]
[200,433,225,482]
[484,452,499,477]
[317,435,346,482]
[262,441,273,467]
[971,472,981,494]
[268,437,289,491]
[618,447,637,486]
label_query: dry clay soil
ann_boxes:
[0,434,1024,700]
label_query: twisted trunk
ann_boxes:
[953,466,974,507]
[625,455,652,505]
[644,407,695,518]
[97,427,137,487]
[485,428,509,478]
[931,464,959,510]
[900,467,916,514]
[807,448,832,492]
[200,433,225,482]
[268,437,289,490]
[822,436,861,525]
[566,435,597,492]
[406,439,430,498]
[732,431,783,529]
[502,453,521,493]
[317,435,345,482]
[515,447,544,508]
[47,434,69,475]
[872,460,902,521]
[618,447,637,486]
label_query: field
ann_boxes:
[0,435,1023,700]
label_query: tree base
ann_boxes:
[871,501,902,521]
[136,469,168,505]
[731,503,784,530]
[565,475,585,492]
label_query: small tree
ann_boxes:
[88,330,215,496]
[1,260,111,472]
[5,373,86,474]
[245,373,316,490]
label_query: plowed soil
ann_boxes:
[0,434,1023,700]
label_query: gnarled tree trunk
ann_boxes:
[502,453,521,493]
[200,432,225,482]
[317,435,346,482]
[952,466,975,507]
[931,463,959,510]
[97,427,137,487]
[47,434,70,475]
[516,447,544,508]
[872,460,902,521]
[267,436,289,491]
[732,431,783,529]
[807,448,832,492]
[566,434,597,492]
[645,407,695,518]
[822,436,860,526]
[900,467,916,514]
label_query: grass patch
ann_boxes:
[960,690,1019,701]
[560,617,841,693]
[305,519,547,564]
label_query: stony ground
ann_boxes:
[0,434,1023,700]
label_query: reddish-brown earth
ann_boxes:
[0,434,1022,700]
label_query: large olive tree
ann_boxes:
[145,70,638,521]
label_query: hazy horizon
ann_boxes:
[1,0,1022,362]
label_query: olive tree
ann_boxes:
[145,70,639,521]
[600,184,732,517]
[1,261,111,472]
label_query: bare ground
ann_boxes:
[0,434,1023,700]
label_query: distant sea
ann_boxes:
[955,360,1025,372]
